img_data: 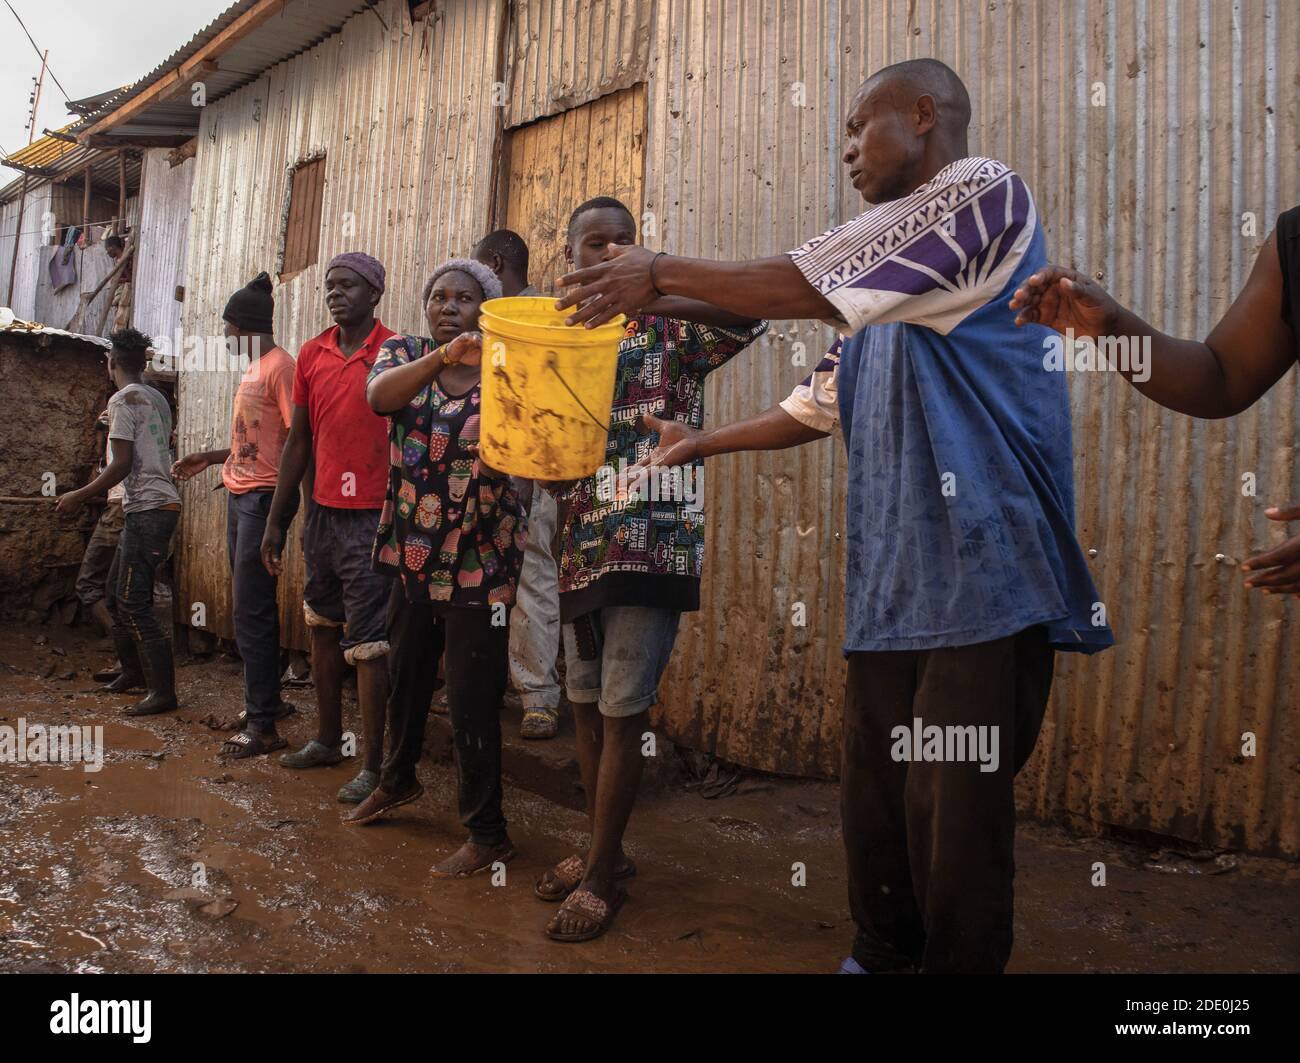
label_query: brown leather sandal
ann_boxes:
[545,886,627,943]
[534,854,636,902]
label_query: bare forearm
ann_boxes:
[76,457,131,499]
[1110,307,1256,418]
[367,349,445,414]
[656,255,836,321]
[698,405,828,458]
[269,430,310,523]
[1018,236,1294,419]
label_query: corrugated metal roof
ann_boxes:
[4,124,82,171]
[0,139,144,206]
[72,0,378,140]
[0,312,111,349]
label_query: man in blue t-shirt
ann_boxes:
[558,58,1113,972]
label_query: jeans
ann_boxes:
[107,508,179,644]
[842,626,1055,974]
[508,488,561,710]
[382,587,510,846]
[75,500,124,605]
[562,606,681,718]
[227,488,298,731]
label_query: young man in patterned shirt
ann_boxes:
[537,198,767,941]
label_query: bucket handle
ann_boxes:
[548,364,610,434]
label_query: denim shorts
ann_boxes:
[562,606,681,718]
[302,502,391,663]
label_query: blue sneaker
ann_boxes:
[838,956,869,974]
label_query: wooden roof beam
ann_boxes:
[84,133,193,149]
[0,160,57,179]
[78,0,288,140]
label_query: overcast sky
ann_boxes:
[0,0,231,158]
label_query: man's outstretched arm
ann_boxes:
[635,342,840,470]
[636,406,828,471]
[1009,230,1295,419]
[1010,229,1300,596]
[560,246,836,327]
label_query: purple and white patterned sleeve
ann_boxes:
[779,340,841,434]
[787,157,1039,337]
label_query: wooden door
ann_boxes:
[501,86,646,292]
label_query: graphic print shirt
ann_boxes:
[369,335,528,609]
[221,346,295,494]
[557,313,767,622]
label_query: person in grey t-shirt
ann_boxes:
[58,328,181,717]
[108,383,179,513]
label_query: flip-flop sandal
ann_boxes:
[534,854,637,902]
[279,740,344,769]
[545,886,627,943]
[520,707,559,739]
[344,782,425,825]
[221,730,288,760]
[430,845,517,879]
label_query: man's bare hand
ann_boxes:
[260,524,284,577]
[1010,266,1120,340]
[1242,502,1300,595]
[171,453,210,481]
[556,244,656,328]
[55,491,84,515]
[630,413,705,475]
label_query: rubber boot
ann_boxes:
[126,638,178,716]
[102,630,145,693]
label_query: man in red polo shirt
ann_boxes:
[262,252,395,804]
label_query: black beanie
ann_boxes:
[223,271,275,332]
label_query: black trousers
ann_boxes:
[382,587,510,846]
[842,626,1055,974]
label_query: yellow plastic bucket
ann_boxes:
[478,297,626,480]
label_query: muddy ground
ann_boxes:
[1,621,1297,974]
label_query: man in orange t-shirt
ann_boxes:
[173,272,300,757]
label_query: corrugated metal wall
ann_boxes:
[1,184,138,332]
[175,0,1299,856]
[505,0,653,126]
[33,196,138,335]
[0,185,53,318]
[177,0,506,647]
[135,149,195,346]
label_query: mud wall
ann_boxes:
[0,334,111,622]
